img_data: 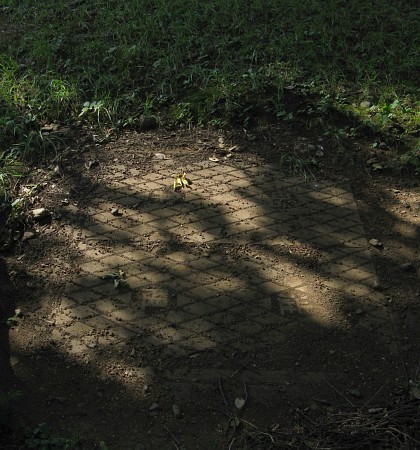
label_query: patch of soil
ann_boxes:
[1,122,419,449]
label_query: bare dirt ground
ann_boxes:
[1,122,419,449]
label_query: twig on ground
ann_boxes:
[162,425,183,450]
[219,376,228,406]
[361,382,387,411]
[243,380,248,402]
[322,376,355,407]
[231,359,260,377]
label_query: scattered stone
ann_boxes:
[85,160,99,170]
[368,407,383,414]
[348,388,363,398]
[10,355,20,367]
[369,239,382,248]
[172,404,182,418]
[30,208,51,222]
[235,397,246,410]
[360,101,372,109]
[41,123,59,132]
[149,402,161,412]
[22,231,37,241]
[372,278,381,290]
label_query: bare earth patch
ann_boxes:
[1,124,419,449]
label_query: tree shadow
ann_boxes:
[4,143,419,448]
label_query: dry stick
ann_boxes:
[243,380,249,402]
[389,314,410,391]
[162,425,183,450]
[231,359,260,377]
[387,426,420,447]
[322,376,355,408]
[219,376,228,406]
[360,382,388,411]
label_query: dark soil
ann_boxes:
[1,122,419,449]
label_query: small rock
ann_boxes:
[149,402,161,412]
[360,101,372,109]
[153,152,166,160]
[369,239,382,248]
[143,385,149,394]
[372,278,381,290]
[30,208,51,221]
[10,355,20,367]
[22,231,37,241]
[61,199,70,206]
[84,160,99,170]
[87,343,97,349]
[172,404,182,418]
[348,388,363,398]
[235,397,246,410]
[41,123,59,132]
[111,208,122,216]
[368,407,383,414]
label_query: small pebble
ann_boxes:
[348,388,363,399]
[172,404,182,418]
[149,402,160,412]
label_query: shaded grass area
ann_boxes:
[0,0,419,198]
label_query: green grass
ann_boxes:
[0,0,419,188]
